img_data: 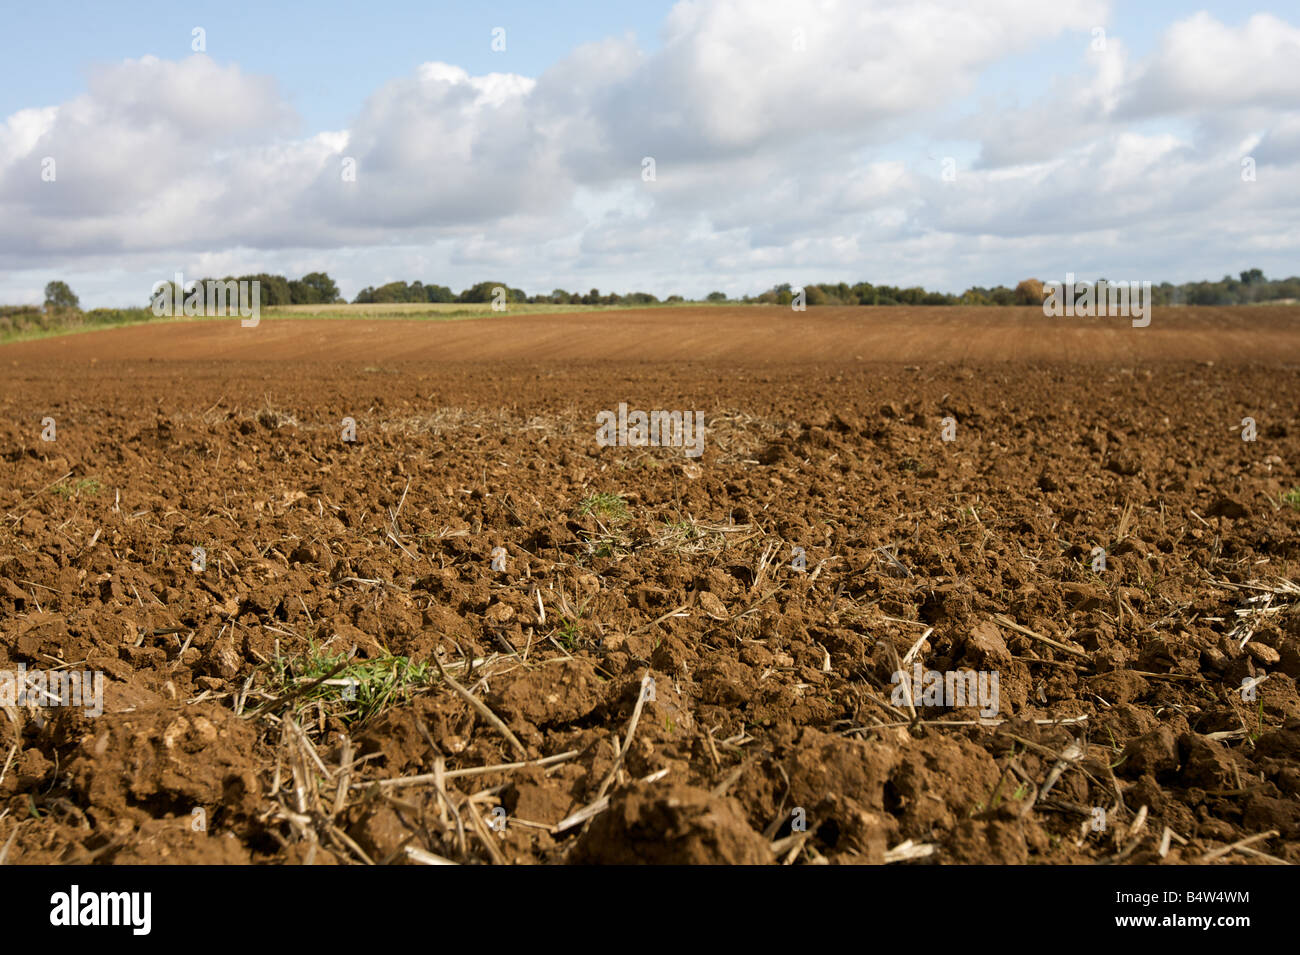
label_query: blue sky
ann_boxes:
[4,0,1258,130]
[0,1,673,133]
[1,1,1297,306]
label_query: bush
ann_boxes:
[1013,279,1045,305]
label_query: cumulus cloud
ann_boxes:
[0,0,1296,303]
[1119,13,1300,117]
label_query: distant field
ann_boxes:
[267,300,696,320]
[0,300,716,344]
[3,304,1298,364]
[5,300,1294,348]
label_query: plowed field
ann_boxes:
[1,305,1298,865]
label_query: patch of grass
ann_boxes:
[0,300,713,345]
[1284,487,1300,510]
[268,643,435,726]
[554,616,583,651]
[577,493,632,558]
[579,492,629,522]
[53,478,101,499]
[0,306,159,345]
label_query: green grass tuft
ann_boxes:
[268,644,435,726]
[579,492,629,522]
[53,478,101,499]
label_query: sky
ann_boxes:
[0,0,1296,306]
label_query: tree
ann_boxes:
[44,281,79,311]
[239,274,292,306]
[288,280,323,304]
[298,272,339,303]
[706,291,727,302]
[370,281,413,303]
[1240,268,1265,285]
[762,283,794,306]
[460,281,521,304]
[826,282,854,305]
[1013,279,1045,305]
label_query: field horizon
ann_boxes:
[4,304,1299,364]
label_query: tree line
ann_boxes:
[143,272,341,307]
[354,269,1300,307]
[351,280,667,306]
[751,270,1300,307]
[34,269,1300,313]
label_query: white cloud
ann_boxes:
[1120,13,1300,116]
[0,1,1296,304]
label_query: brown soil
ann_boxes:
[1,305,1298,865]
[6,304,1299,364]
